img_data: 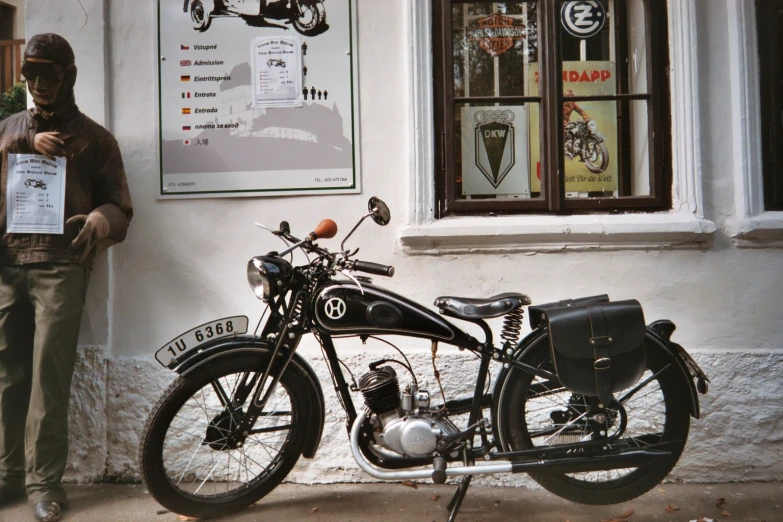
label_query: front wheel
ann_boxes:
[292,2,327,36]
[190,0,212,32]
[496,336,691,505]
[583,137,610,173]
[139,355,308,518]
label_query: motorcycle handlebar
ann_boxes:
[353,260,395,277]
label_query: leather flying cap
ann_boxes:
[24,33,75,66]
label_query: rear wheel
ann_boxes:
[496,336,690,505]
[139,355,307,518]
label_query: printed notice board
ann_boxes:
[157,0,360,198]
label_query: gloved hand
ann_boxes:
[34,131,66,160]
[66,204,128,262]
[66,212,110,262]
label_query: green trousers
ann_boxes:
[0,263,88,505]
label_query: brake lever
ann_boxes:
[340,269,364,295]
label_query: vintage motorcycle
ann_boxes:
[565,119,610,174]
[185,0,327,36]
[139,198,709,521]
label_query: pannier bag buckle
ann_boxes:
[594,357,611,370]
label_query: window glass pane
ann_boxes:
[562,99,650,198]
[453,2,538,98]
[455,102,541,199]
[560,0,649,95]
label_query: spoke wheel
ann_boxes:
[497,336,690,505]
[140,355,307,518]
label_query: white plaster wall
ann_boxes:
[17,0,779,485]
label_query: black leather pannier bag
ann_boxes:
[528,294,610,329]
[545,300,646,405]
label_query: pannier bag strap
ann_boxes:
[587,305,615,405]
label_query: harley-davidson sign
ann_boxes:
[467,14,526,56]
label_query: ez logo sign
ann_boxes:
[561,1,606,39]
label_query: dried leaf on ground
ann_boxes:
[665,504,680,513]
[614,508,634,518]
[156,510,169,515]
[658,487,666,495]
[716,498,726,509]
[401,481,418,489]
[432,494,441,501]
[310,506,319,514]
[721,510,730,517]
[177,517,198,521]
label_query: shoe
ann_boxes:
[33,501,67,522]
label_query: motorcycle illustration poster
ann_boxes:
[527,61,619,193]
[157,0,359,197]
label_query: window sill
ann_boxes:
[398,212,717,254]
[725,212,783,248]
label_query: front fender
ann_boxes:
[172,336,325,459]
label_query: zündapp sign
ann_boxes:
[528,61,618,193]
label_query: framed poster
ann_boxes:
[156,0,360,198]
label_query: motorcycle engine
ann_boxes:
[358,366,459,458]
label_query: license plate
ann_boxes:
[155,316,249,367]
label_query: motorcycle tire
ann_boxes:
[139,355,308,518]
[495,335,691,505]
[292,2,327,36]
[190,0,212,32]
[584,137,610,174]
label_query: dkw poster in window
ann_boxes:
[157,0,360,197]
[460,106,531,197]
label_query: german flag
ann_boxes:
[181,75,190,82]
[182,108,191,115]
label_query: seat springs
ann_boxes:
[500,306,524,347]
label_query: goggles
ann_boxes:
[21,61,70,84]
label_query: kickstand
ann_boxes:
[446,475,472,522]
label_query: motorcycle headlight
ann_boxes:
[587,120,598,130]
[247,258,271,300]
[246,255,294,301]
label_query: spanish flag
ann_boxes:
[181,75,190,82]
[182,108,191,115]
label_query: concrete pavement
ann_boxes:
[0,482,780,521]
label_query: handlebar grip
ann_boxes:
[353,260,395,277]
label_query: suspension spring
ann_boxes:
[500,306,524,348]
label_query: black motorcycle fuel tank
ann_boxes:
[313,282,480,349]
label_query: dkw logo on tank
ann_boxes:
[561,0,607,39]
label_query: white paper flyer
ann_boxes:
[251,36,302,108]
[6,153,67,234]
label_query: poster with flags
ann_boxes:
[157,0,360,198]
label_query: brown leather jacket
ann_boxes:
[0,104,133,267]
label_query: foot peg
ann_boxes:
[432,457,447,484]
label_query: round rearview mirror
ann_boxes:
[368,197,391,226]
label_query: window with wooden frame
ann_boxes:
[432,0,671,217]
[757,0,783,211]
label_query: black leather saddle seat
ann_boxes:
[434,293,531,320]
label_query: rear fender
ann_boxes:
[173,337,325,459]
[493,323,705,432]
